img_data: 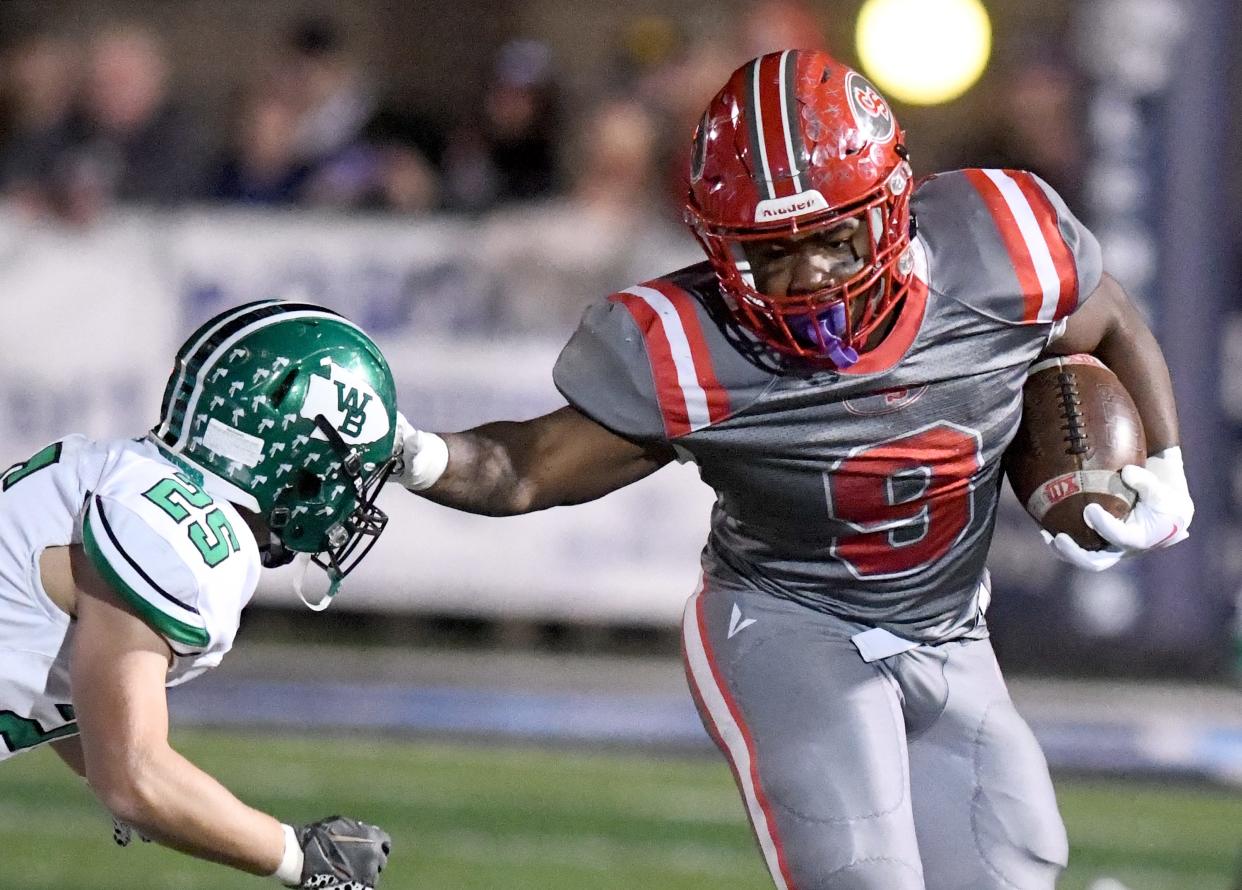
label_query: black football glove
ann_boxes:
[294,815,392,889]
[112,817,152,847]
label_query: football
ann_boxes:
[1005,354,1146,549]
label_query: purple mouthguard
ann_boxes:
[790,301,859,369]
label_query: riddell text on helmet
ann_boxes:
[754,189,830,222]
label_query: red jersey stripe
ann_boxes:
[841,239,930,376]
[691,587,798,889]
[963,168,1044,323]
[646,281,732,423]
[607,293,691,437]
[1010,171,1079,320]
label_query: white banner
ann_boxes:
[0,212,178,454]
[0,208,713,624]
[0,208,1143,637]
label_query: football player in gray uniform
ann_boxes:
[393,51,1193,889]
[1,301,396,888]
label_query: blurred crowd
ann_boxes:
[0,3,1085,232]
[2,18,449,224]
[0,12,747,227]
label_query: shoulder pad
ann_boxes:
[915,169,1102,326]
[554,277,737,441]
[82,469,255,655]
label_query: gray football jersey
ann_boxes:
[555,169,1102,642]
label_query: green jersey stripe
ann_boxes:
[82,503,210,649]
[91,496,201,615]
[158,302,345,443]
[156,299,283,439]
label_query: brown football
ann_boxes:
[1005,354,1146,549]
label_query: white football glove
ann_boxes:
[1042,447,1193,573]
[391,410,449,492]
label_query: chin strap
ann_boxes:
[290,553,343,612]
[259,534,294,569]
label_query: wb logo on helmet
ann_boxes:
[299,359,390,445]
[334,382,373,438]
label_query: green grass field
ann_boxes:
[1,729,1239,889]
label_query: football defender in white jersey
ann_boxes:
[0,300,396,888]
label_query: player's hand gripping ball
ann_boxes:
[1006,355,1145,546]
[1038,452,1193,572]
[1006,355,1150,571]
[1007,354,1193,571]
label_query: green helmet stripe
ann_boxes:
[170,308,366,452]
[156,300,283,439]
[160,300,325,440]
[159,301,342,442]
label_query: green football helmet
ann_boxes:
[151,300,399,603]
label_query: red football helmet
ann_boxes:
[684,50,915,367]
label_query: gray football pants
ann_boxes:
[681,577,1067,890]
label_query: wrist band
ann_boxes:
[272,823,303,886]
[403,429,449,491]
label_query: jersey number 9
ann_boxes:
[824,423,983,579]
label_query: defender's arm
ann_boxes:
[50,736,86,777]
[1043,272,1178,452]
[404,405,675,516]
[67,545,290,876]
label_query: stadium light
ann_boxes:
[855,0,992,105]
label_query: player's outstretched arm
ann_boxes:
[66,546,390,887]
[396,405,674,516]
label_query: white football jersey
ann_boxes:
[0,435,260,761]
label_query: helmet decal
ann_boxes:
[754,189,829,223]
[744,56,774,199]
[155,299,282,441]
[745,49,808,200]
[157,301,336,445]
[845,70,895,144]
[201,417,266,468]
[299,358,391,445]
[776,49,807,189]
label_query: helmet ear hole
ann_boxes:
[295,470,322,499]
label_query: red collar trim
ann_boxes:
[840,238,929,376]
